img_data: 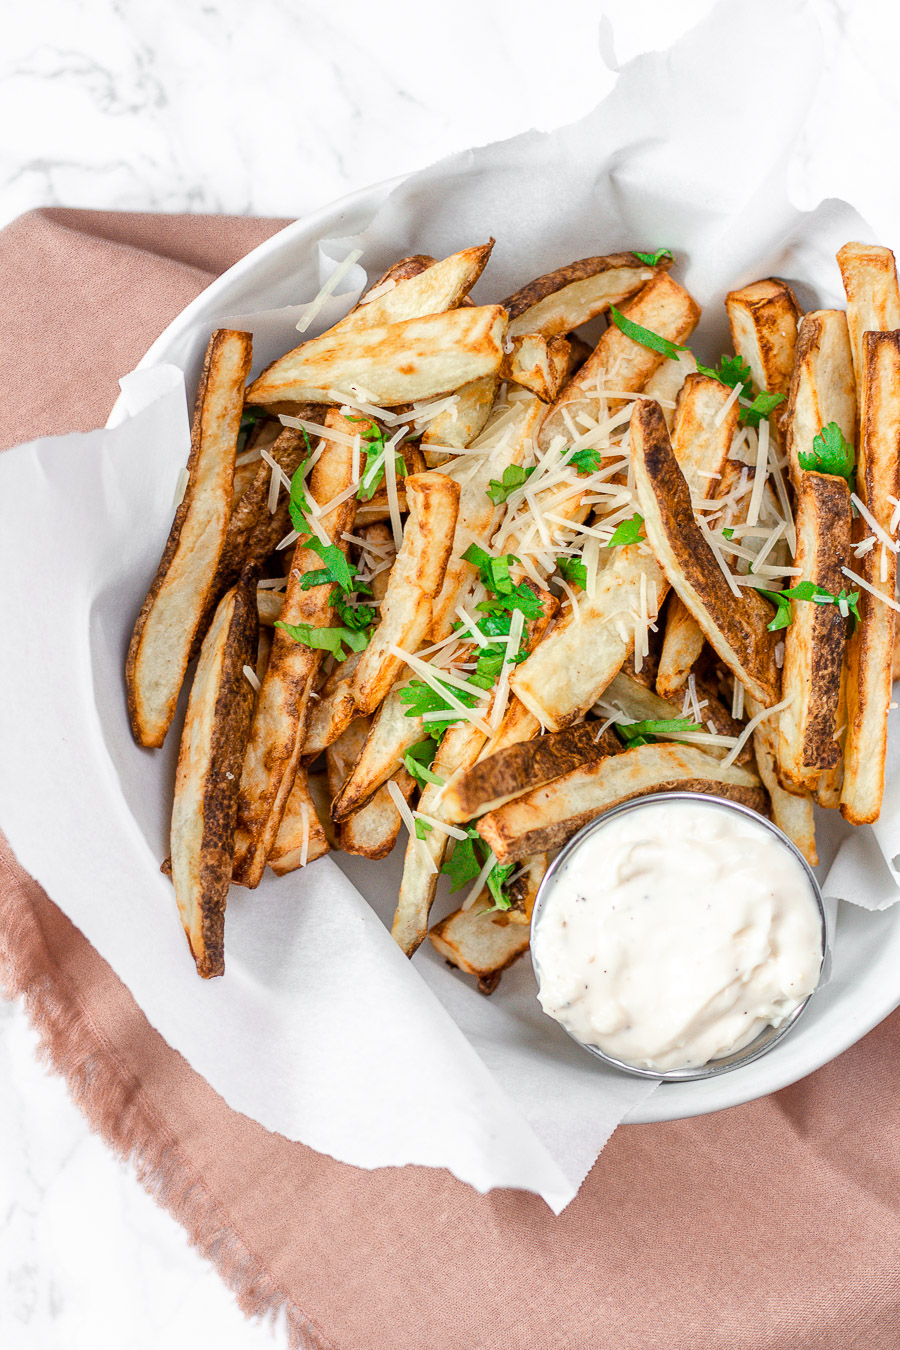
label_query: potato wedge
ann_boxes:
[351,473,460,714]
[428,858,547,992]
[442,719,622,823]
[246,306,507,408]
[602,668,750,762]
[778,472,852,790]
[420,374,499,466]
[631,399,781,707]
[232,410,357,887]
[351,255,436,309]
[656,596,705,696]
[330,681,427,820]
[725,278,801,439]
[836,242,900,390]
[127,328,253,747]
[477,743,766,864]
[747,695,817,865]
[334,243,493,335]
[538,272,701,448]
[841,331,900,824]
[501,334,571,402]
[267,766,332,876]
[503,252,673,339]
[642,351,699,430]
[170,567,259,977]
[325,717,415,859]
[783,311,856,490]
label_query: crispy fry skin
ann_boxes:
[748,698,818,866]
[503,252,674,339]
[335,243,493,334]
[836,242,900,390]
[428,858,547,992]
[431,394,546,641]
[267,766,332,876]
[631,400,781,707]
[783,311,856,490]
[420,374,499,466]
[538,272,701,449]
[351,473,461,714]
[510,375,738,730]
[170,567,259,977]
[126,329,253,747]
[778,472,852,790]
[246,306,507,407]
[501,334,571,401]
[325,717,415,859]
[232,410,357,886]
[841,332,900,824]
[725,279,801,441]
[442,720,622,823]
[477,743,765,864]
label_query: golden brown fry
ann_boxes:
[642,351,699,431]
[351,473,461,714]
[501,334,571,401]
[656,596,705,696]
[170,567,259,977]
[725,278,801,440]
[503,252,673,339]
[126,328,253,747]
[836,242,900,391]
[326,718,415,859]
[748,698,818,866]
[247,306,507,407]
[350,255,436,309]
[334,243,493,334]
[420,374,499,467]
[478,742,765,864]
[783,311,856,490]
[267,766,332,876]
[841,332,900,824]
[428,858,547,992]
[778,472,852,790]
[631,399,781,707]
[232,410,357,887]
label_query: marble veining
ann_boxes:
[1,0,898,1345]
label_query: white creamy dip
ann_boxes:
[532,798,824,1072]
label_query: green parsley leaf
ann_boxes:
[556,555,588,589]
[755,580,861,632]
[742,390,784,429]
[462,544,543,618]
[607,513,644,547]
[275,620,369,661]
[485,862,517,910]
[608,305,688,361]
[696,354,753,391]
[486,464,535,505]
[616,715,702,749]
[415,819,432,840]
[722,527,735,540]
[240,407,263,432]
[440,829,484,891]
[633,248,674,266]
[398,678,479,740]
[403,740,445,788]
[330,596,376,632]
[568,448,604,474]
[300,536,355,592]
[798,421,856,483]
[288,454,313,535]
[353,423,408,501]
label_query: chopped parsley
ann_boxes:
[607,513,644,547]
[415,819,432,840]
[403,740,445,788]
[756,581,861,632]
[275,620,369,661]
[349,421,408,501]
[300,537,357,593]
[798,421,856,485]
[461,544,542,619]
[697,354,784,429]
[556,555,588,589]
[568,448,604,474]
[330,595,376,631]
[399,678,481,741]
[486,464,535,505]
[608,305,688,361]
[288,452,314,535]
[238,406,264,452]
[633,248,674,266]
[742,389,784,429]
[440,824,516,911]
[722,527,735,540]
[615,715,702,748]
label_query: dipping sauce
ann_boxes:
[532,797,824,1073]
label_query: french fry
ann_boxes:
[747,695,817,865]
[351,254,436,308]
[603,668,750,761]
[170,566,259,977]
[334,243,493,334]
[267,767,332,876]
[232,410,357,887]
[642,351,698,430]
[126,328,253,747]
[428,858,547,992]
[836,242,900,390]
[656,596,705,695]
[351,473,461,714]
[246,306,508,407]
[631,399,781,707]
[501,334,571,402]
[783,311,856,490]
[725,278,801,440]
[503,252,674,339]
[442,720,622,823]
[430,394,546,640]
[478,742,766,864]
[777,472,852,790]
[326,718,415,859]
[420,374,499,466]
[511,374,739,729]
[331,682,428,821]
[841,332,900,824]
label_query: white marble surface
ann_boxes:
[2,0,900,1346]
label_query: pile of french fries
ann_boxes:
[126,237,900,990]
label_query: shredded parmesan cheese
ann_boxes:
[722,693,793,769]
[387,779,438,874]
[413,812,468,842]
[296,247,363,333]
[242,665,261,693]
[172,467,190,510]
[298,800,310,869]
[842,566,900,614]
[461,848,501,911]
[851,492,899,554]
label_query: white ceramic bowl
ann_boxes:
[109,177,900,1125]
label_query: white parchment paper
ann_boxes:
[1,0,898,1211]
